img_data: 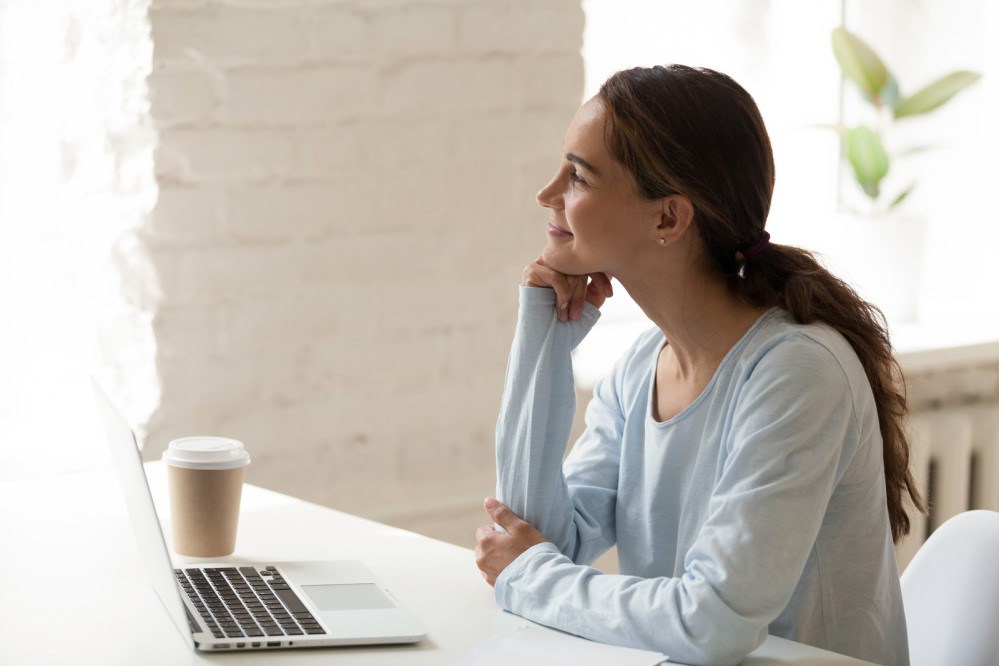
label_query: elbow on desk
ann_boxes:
[623,611,765,666]
[494,547,767,666]
[663,600,769,666]
[584,614,764,666]
[674,636,763,666]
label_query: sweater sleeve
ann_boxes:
[495,285,618,560]
[494,333,861,666]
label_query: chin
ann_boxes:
[542,244,594,277]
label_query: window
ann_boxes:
[575,0,999,386]
[0,2,157,476]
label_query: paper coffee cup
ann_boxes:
[163,437,251,557]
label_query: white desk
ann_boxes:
[0,462,875,665]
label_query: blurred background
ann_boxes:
[1,0,997,554]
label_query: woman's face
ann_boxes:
[536,98,662,277]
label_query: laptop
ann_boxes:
[92,380,427,652]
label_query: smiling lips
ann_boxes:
[547,222,573,238]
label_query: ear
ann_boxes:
[657,195,695,244]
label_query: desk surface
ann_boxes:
[0,462,875,666]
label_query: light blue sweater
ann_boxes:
[494,286,908,666]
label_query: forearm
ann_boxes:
[495,286,598,552]
[495,543,765,666]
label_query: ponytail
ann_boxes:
[737,245,927,542]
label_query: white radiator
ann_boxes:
[895,405,999,571]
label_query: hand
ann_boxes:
[521,257,613,322]
[474,498,547,587]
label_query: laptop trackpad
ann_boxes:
[301,584,396,611]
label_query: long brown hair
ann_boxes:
[598,64,925,542]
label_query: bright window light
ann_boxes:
[0,1,158,478]
[575,0,999,385]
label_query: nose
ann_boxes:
[536,173,562,210]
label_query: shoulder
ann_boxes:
[720,310,883,481]
[735,309,875,415]
[751,310,866,379]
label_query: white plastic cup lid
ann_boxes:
[162,437,251,470]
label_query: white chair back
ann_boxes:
[901,510,999,666]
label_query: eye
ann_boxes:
[569,170,587,187]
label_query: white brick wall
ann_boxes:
[144,0,584,546]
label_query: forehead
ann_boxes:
[564,98,609,157]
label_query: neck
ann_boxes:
[616,259,768,381]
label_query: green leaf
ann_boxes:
[845,126,889,199]
[893,70,982,119]
[832,27,893,108]
[888,184,915,211]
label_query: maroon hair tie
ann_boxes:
[740,231,770,259]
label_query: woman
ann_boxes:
[474,65,923,666]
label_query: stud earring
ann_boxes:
[658,238,665,246]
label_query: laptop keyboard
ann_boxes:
[174,565,327,640]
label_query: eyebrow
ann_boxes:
[566,153,600,176]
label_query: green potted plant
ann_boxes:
[819,26,983,323]
[831,26,981,213]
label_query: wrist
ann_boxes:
[494,541,559,597]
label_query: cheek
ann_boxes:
[563,193,596,229]
[567,199,619,243]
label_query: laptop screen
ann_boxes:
[92,379,196,649]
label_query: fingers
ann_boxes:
[521,256,564,290]
[522,259,614,322]
[484,498,521,532]
[583,272,612,310]
[483,499,544,545]
[566,275,588,321]
[475,503,548,588]
[522,259,576,321]
[564,273,611,320]
[474,524,500,587]
[591,272,614,298]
